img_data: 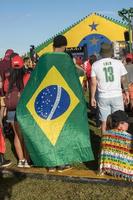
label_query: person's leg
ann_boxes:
[111,96,124,113]
[13,120,31,168]
[98,98,111,133]
[100,121,106,133]
[7,111,26,162]
[11,122,25,161]
[0,153,11,167]
[11,122,30,168]
[0,126,11,167]
[14,122,30,162]
[95,105,101,128]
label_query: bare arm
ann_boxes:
[121,74,129,104]
[90,76,97,108]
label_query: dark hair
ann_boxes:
[89,55,97,65]
[10,52,19,59]
[8,68,24,92]
[53,35,67,48]
[23,57,30,62]
[106,114,120,130]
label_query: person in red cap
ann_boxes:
[3,54,30,168]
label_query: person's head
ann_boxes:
[100,43,113,58]
[126,53,133,64]
[89,55,97,65]
[75,56,82,66]
[0,51,14,74]
[106,110,129,131]
[4,49,14,61]
[53,35,67,52]
[23,57,32,68]
[8,55,24,91]
[11,55,24,69]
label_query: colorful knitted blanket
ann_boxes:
[100,130,133,181]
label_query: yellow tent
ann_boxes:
[36,13,128,57]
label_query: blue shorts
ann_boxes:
[98,96,124,122]
[7,111,16,123]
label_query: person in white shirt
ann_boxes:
[91,43,129,133]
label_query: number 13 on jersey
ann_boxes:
[103,66,114,82]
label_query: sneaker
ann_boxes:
[24,160,31,168]
[98,172,105,176]
[0,159,12,167]
[57,165,72,172]
[48,167,56,172]
[17,160,25,168]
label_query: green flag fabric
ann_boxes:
[16,52,94,167]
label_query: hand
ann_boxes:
[91,98,97,108]
[0,96,6,107]
[83,85,87,92]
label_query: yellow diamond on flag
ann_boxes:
[26,66,79,146]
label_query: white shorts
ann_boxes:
[98,96,124,122]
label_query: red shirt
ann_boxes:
[83,59,92,81]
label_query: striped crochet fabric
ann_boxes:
[100,130,133,181]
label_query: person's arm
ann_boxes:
[76,66,84,77]
[121,74,130,105]
[0,74,4,96]
[73,57,85,77]
[90,76,97,108]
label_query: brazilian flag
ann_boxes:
[16,52,94,167]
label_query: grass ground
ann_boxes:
[0,112,133,200]
[0,176,133,200]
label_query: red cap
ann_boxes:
[11,55,24,69]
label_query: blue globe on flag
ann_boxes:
[34,85,70,120]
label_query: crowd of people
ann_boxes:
[80,43,133,181]
[0,35,133,181]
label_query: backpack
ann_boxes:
[4,86,21,111]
